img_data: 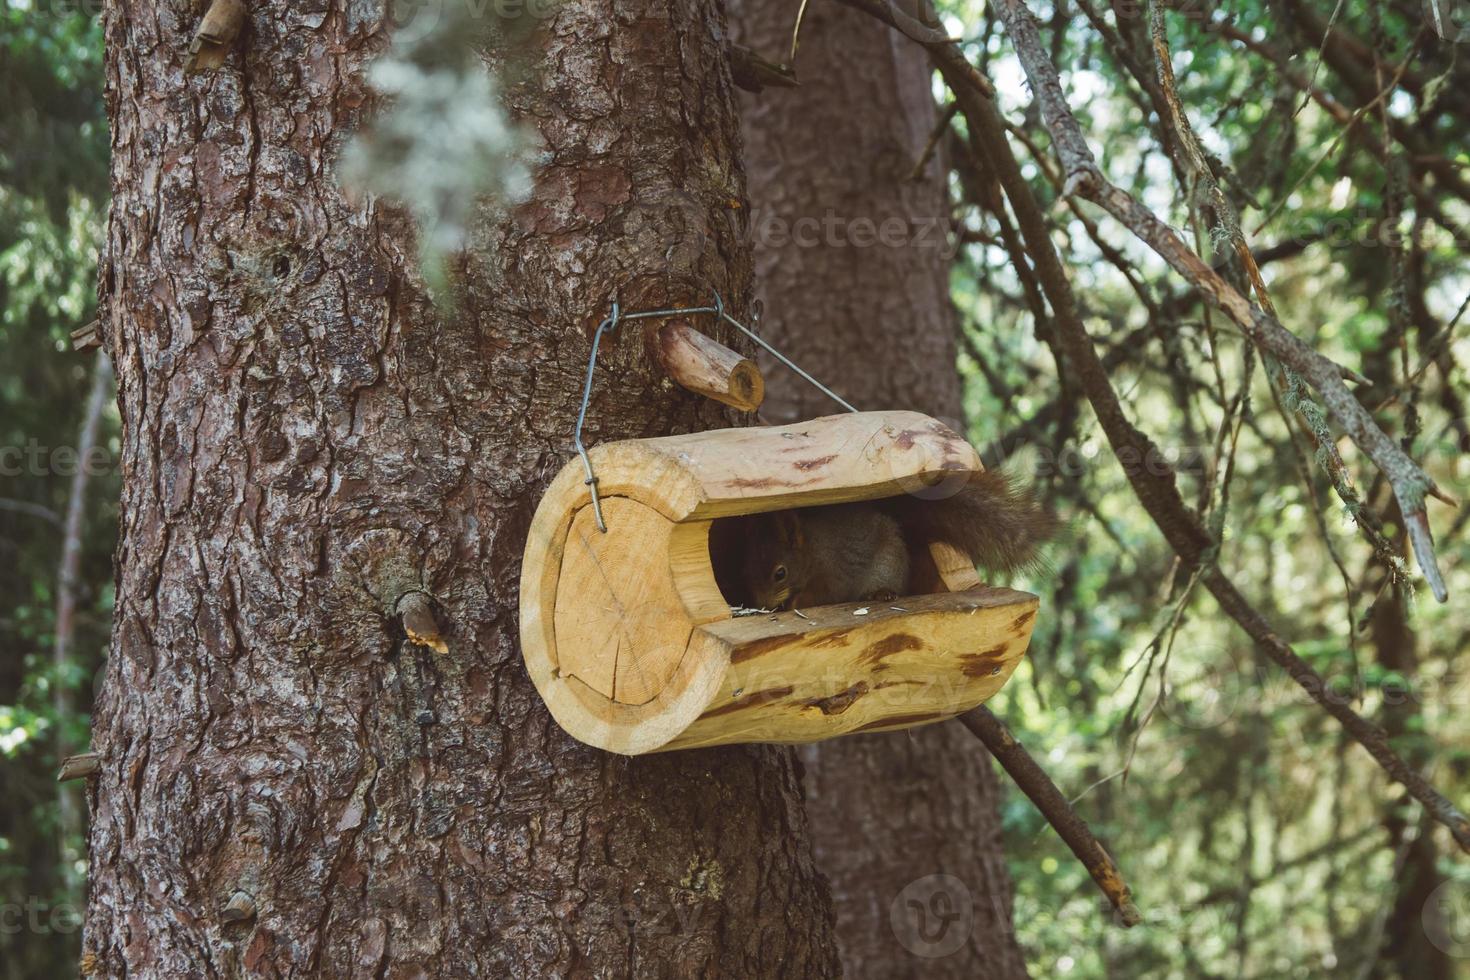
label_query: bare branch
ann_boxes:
[959,708,1142,927]
[990,0,1449,602]
[0,498,63,527]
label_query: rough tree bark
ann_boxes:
[730,2,1030,977]
[84,2,839,976]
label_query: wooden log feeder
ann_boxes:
[520,411,1040,755]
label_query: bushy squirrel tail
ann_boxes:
[888,468,1057,575]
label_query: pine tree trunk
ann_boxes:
[1363,336,1452,980]
[84,3,839,975]
[731,3,1030,977]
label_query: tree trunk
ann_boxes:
[730,3,1030,977]
[1364,465,1450,978]
[1355,282,1452,980]
[85,3,839,976]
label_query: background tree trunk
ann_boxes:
[730,3,1030,977]
[84,2,839,975]
[1362,330,1452,980]
[53,356,112,881]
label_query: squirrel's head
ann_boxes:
[739,510,804,611]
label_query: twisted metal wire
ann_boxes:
[573,290,857,531]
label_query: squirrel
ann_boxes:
[737,468,1055,611]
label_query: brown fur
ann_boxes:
[882,468,1056,575]
[738,468,1054,609]
[740,504,909,610]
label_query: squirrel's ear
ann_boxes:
[773,510,804,549]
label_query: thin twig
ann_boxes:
[1294,0,1348,118]
[788,0,811,65]
[1254,37,1419,236]
[909,101,959,181]
[0,498,63,527]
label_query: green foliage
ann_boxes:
[338,3,539,285]
[946,1,1470,976]
[0,2,112,976]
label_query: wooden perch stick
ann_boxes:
[649,319,765,411]
[959,708,1141,927]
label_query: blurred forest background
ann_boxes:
[2,0,1468,977]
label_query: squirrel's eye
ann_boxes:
[773,565,787,583]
